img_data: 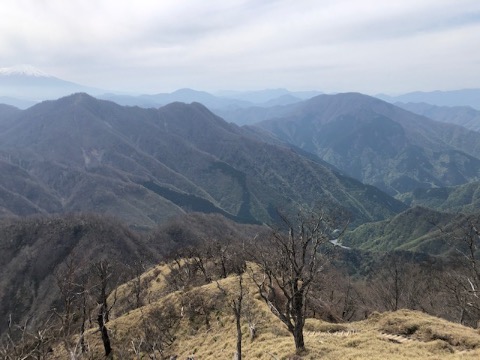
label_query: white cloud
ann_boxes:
[0,0,479,93]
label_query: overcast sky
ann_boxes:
[1,0,480,94]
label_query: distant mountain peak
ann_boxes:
[63,92,95,100]
[0,64,51,77]
[172,88,205,94]
[49,92,106,108]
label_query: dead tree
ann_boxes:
[439,214,480,325]
[243,292,258,341]
[139,304,180,359]
[91,260,118,358]
[217,274,246,360]
[249,211,343,354]
[369,253,407,311]
[0,312,55,360]
[127,260,147,310]
[54,257,89,359]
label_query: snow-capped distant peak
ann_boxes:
[0,64,51,77]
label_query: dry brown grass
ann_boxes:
[53,265,480,359]
[107,263,172,315]
[374,309,480,350]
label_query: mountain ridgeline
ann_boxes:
[398,181,480,213]
[3,90,480,358]
[396,102,480,132]
[0,66,102,104]
[248,93,480,196]
[376,88,480,110]
[0,93,405,228]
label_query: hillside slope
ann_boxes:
[397,102,480,132]
[0,211,266,337]
[49,267,480,359]
[340,206,477,255]
[0,214,156,333]
[0,93,406,227]
[253,93,480,195]
[398,181,480,213]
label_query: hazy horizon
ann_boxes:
[1,0,480,95]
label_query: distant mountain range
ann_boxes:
[4,67,480,351]
[0,93,405,228]
[0,65,320,110]
[377,89,480,110]
[0,96,37,109]
[396,102,480,132]
[0,65,103,103]
[2,66,480,226]
[214,88,322,103]
[248,93,480,196]
[99,88,251,110]
[99,88,319,111]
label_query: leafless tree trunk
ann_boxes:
[249,210,344,354]
[139,303,180,358]
[371,254,405,311]
[437,214,480,325]
[54,256,88,359]
[217,274,246,360]
[0,312,55,360]
[232,275,244,360]
[92,260,116,358]
[127,260,147,310]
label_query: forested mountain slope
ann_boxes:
[253,93,480,195]
[0,93,405,227]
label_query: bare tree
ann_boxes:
[186,245,212,284]
[442,270,476,324]
[180,290,219,331]
[369,253,407,311]
[232,276,244,360]
[126,260,148,311]
[308,268,365,322]
[54,257,89,359]
[137,303,180,359]
[249,211,342,354]
[438,214,480,326]
[217,274,247,360]
[0,312,55,360]
[90,260,119,358]
[243,293,258,342]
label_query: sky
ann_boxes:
[1,0,480,95]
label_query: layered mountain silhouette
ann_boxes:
[100,88,251,110]
[100,88,314,110]
[0,104,20,127]
[250,93,480,196]
[396,102,480,132]
[399,181,480,214]
[0,93,405,228]
[0,64,317,110]
[0,65,102,104]
[377,89,480,110]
